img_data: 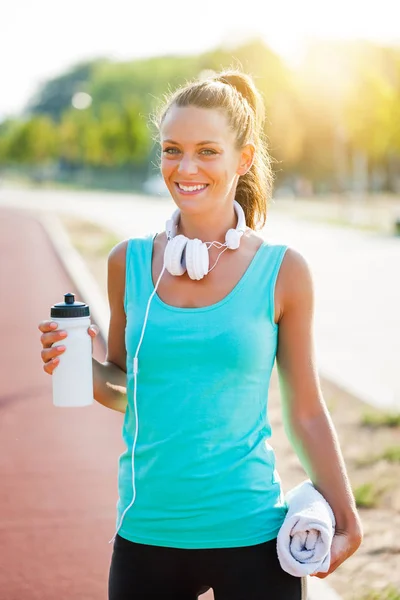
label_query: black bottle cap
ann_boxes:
[51,293,90,318]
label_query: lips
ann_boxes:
[174,182,209,194]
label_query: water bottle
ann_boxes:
[51,292,93,407]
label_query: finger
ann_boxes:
[311,569,330,578]
[312,554,343,578]
[38,320,59,333]
[43,356,61,375]
[40,330,68,349]
[41,346,66,364]
[88,324,99,338]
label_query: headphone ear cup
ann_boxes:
[186,239,209,280]
[164,234,188,276]
[225,228,241,250]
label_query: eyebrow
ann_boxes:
[162,139,221,145]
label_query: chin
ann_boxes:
[177,199,211,215]
[170,192,207,210]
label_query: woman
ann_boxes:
[39,69,362,599]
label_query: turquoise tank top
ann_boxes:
[117,232,289,549]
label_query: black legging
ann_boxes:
[108,534,306,599]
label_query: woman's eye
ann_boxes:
[163,147,180,155]
[163,148,178,155]
[162,147,217,156]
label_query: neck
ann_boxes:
[175,205,238,244]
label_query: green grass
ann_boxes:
[357,585,400,599]
[322,216,382,233]
[361,411,400,428]
[74,232,121,259]
[355,445,400,467]
[353,482,384,508]
[325,396,337,413]
[354,454,380,467]
[381,446,400,463]
[98,234,122,257]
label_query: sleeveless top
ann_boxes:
[116,232,289,548]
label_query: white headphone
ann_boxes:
[164,199,247,280]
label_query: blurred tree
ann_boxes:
[2,116,58,163]
[26,60,104,122]
[0,119,16,161]
[343,43,400,190]
[95,103,150,166]
[58,109,87,165]
[89,55,201,114]
[1,38,399,193]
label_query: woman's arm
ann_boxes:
[92,240,129,414]
[275,249,363,575]
[92,357,127,414]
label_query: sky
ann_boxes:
[1,0,399,119]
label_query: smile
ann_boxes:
[175,183,209,193]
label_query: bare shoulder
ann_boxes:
[275,247,314,318]
[280,247,313,282]
[107,240,130,305]
[108,239,129,269]
[244,230,265,253]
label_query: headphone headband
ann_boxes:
[166,200,246,245]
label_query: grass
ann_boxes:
[75,232,121,259]
[98,234,122,257]
[353,482,385,508]
[325,396,337,413]
[357,585,400,600]
[382,446,400,463]
[355,445,400,467]
[354,454,381,467]
[321,217,382,233]
[361,410,400,428]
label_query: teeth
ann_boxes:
[178,183,207,192]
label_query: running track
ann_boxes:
[1,206,214,599]
[0,207,126,599]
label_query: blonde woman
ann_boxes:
[39,69,362,599]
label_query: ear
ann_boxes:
[237,143,255,176]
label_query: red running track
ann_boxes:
[0,206,213,600]
[0,206,125,599]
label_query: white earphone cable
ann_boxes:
[109,225,239,544]
[108,257,167,545]
[206,242,229,273]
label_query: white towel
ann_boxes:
[276,479,336,577]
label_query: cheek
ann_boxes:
[205,162,228,183]
[213,156,237,182]
[160,158,175,181]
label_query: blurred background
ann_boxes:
[1,0,400,204]
[1,1,400,599]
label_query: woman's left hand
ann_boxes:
[311,523,363,579]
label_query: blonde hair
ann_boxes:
[153,69,273,230]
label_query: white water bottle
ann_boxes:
[51,292,93,407]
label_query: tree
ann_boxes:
[3,116,58,163]
[26,60,105,122]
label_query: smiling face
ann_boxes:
[160,105,249,216]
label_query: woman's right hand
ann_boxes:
[38,320,99,375]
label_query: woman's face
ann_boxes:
[160,105,251,215]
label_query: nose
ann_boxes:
[177,154,198,176]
